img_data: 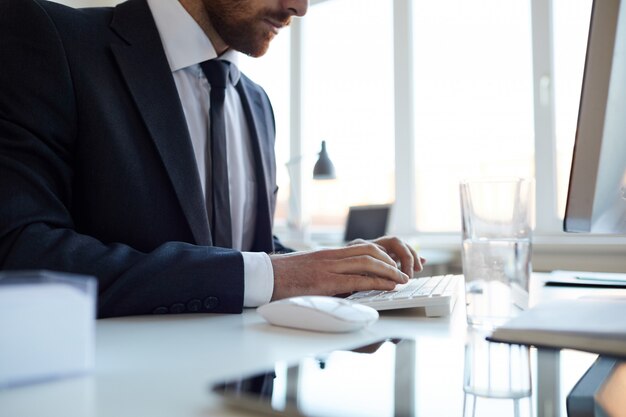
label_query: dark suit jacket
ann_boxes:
[0,0,288,317]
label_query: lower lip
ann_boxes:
[264,20,280,34]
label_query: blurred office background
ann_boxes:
[51,0,626,272]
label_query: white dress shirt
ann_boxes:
[147,0,273,307]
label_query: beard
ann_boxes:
[203,0,292,57]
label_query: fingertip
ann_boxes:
[413,257,426,271]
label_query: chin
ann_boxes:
[236,40,272,57]
[231,28,274,57]
[246,45,270,57]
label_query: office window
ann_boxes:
[301,0,395,229]
[553,0,593,218]
[412,0,535,232]
[239,29,292,225]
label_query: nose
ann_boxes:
[282,0,308,17]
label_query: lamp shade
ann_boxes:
[312,141,336,180]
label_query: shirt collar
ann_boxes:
[146,0,241,85]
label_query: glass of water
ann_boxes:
[460,178,533,329]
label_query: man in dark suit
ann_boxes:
[0,0,423,318]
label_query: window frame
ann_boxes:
[289,0,625,232]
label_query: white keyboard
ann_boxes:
[345,274,463,317]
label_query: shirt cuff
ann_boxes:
[242,252,274,307]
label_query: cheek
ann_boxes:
[241,18,274,43]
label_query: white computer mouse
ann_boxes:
[257,296,379,333]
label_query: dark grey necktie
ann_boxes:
[200,59,232,248]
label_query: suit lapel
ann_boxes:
[109,0,211,245]
[236,80,275,252]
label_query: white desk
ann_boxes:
[1,274,624,417]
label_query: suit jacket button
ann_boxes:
[187,299,202,312]
[153,306,168,315]
[170,303,185,314]
[204,296,219,310]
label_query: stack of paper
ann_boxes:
[0,270,96,388]
[489,298,626,357]
[545,270,626,288]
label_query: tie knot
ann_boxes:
[201,59,230,90]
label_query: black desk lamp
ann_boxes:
[313,141,336,180]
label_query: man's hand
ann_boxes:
[270,239,424,301]
[347,236,425,278]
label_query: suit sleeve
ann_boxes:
[0,0,244,318]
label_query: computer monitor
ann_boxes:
[564,0,626,234]
[343,204,391,242]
